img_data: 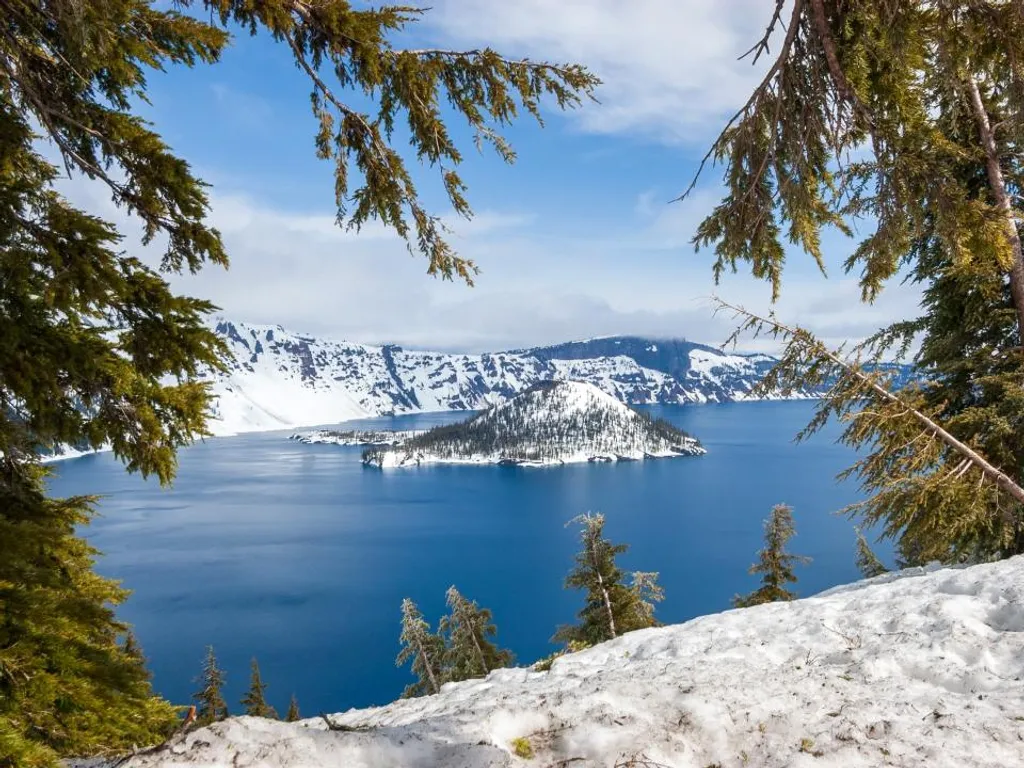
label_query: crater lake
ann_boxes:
[46,400,881,716]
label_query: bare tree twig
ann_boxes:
[673,0,805,203]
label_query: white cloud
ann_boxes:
[54,167,921,356]
[424,0,776,143]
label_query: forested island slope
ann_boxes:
[362,380,705,467]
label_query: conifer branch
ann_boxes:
[807,0,874,127]
[674,0,804,203]
[712,296,1024,510]
[394,47,596,83]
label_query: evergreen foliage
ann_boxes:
[0,1,594,762]
[285,694,301,723]
[733,505,810,608]
[0,471,177,768]
[693,2,1024,564]
[553,513,664,646]
[440,586,514,682]
[396,598,445,698]
[364,381,699,464]
[855,528,889,579]
[192,646,229,727]
[240,658,278,719]
[718,297,1024,565]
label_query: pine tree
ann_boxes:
[0,472,178,768]
[733,505,811,608]
[627,571,665,629]
[1,3,594,762]
[240,658,277,719]
[553,513,662,646]
[690,2,1024,563]
[440,586,514,683]
[396,599,445,698]
[192,646,229,726]
[855,528,888,579]
[285,694,301,723]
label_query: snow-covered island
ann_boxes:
[289,429,423,446]
[361,380,705,468]
[96,555,1024,768]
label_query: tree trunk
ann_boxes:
[966,76,1024,342]
[587,534,617,639]
[415,636,439,694]
[467,619,489,676]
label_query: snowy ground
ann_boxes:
[104,556,1024,767]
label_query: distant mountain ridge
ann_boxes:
[513,336,748,376]
[204,319,910,436]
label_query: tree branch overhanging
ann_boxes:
[711,296,1024,509]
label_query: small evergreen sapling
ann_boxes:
[554,513,663,646]
[285,694,301,723]
[240,658,278,719]
[440,586,514,682]
[733,505,811,608]
[192,646,229,726]
[855,528,889,579]
[396,598,445,698]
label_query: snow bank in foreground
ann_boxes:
[107,556,1024,767]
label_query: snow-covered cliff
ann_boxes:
[362,381,705,467]
[204,321,831,436]
[99,555,1024,768]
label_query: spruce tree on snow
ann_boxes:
[733,505,811,608]
[396,599,444,698]
[285,694,301,723]
[240,658,278,719]
[554,513,662,646]
[192,646,229,726]
[440,586,514,682]
[855,528,889,579]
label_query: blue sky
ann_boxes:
[69,0,921,352]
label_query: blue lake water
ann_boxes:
[46,400,885,717]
